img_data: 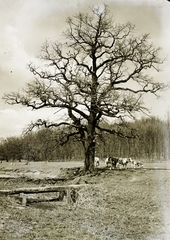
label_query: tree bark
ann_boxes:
[84,121,96,172]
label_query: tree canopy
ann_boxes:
[3,6,164,172]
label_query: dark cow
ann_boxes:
[105,157,119,170]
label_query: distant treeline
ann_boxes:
[0,117,169,162]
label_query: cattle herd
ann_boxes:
[94,156,143,169]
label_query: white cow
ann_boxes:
[105,157,111,167]
[117,158,132,169]
[94,157,100,167]
[131,160,144,168]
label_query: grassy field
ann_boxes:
[0,160,170,239]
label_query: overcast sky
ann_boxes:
[0,0,170,139]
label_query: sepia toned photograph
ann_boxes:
[0,0,170,239]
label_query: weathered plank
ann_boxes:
[0,184,88,195]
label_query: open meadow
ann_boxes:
[0,160,170,240]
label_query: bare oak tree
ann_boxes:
[3,6,164,172]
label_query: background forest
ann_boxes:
[0,116,169,163]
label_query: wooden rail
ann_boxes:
[0,184,88,206]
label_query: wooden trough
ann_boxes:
[0,184,87,206]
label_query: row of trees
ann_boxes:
[97,117,170,161]
[0,117,169,162]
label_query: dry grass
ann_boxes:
[0,162,170,239]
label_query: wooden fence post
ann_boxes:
[20,193,27,206]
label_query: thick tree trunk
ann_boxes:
[84,144,95,172]
[83,69,98,173]
[84,122,96,172]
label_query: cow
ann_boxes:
[94,157,100,167]
[117,158,132,169]
[131,160,144,168]
[105,157,119,170]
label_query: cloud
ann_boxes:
[0,108,24,138]
[0,107,64,138]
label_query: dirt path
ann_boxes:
[0,161,84,179]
